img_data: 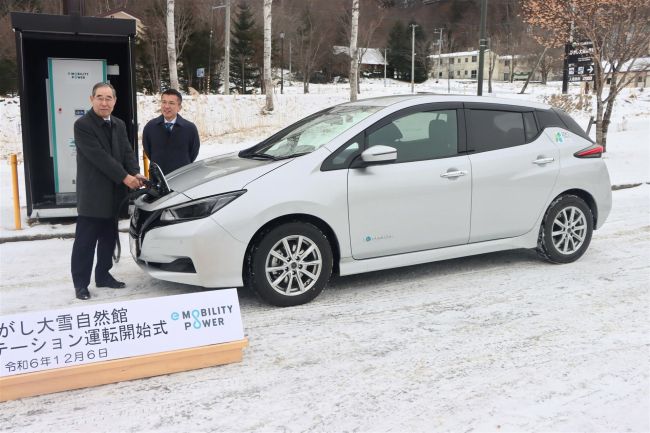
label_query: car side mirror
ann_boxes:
[360,145,397,164]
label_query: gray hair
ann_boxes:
[92,82,116,97]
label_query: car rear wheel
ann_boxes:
[248,222,333,307]
[537,194,594,263]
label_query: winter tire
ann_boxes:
[248,222,333,307]
[537,194,594,264]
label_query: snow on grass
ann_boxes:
[0,184,648,432]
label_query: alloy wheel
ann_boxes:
[551,206,587,255]
[264,235,323,296]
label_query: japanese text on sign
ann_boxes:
[0,290,244,377]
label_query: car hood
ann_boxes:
[165,152,290,199]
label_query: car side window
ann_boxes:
[367,110,458,163]
[320,133,363,171]
[468,110,526,153]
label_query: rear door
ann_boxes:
[466,104,560,243]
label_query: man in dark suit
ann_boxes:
[71,82,145,300]
[142,88,200,175]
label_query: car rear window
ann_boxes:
[535,109,564,130]
[467,110,526,153]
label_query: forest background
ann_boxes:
[0,0,550,95]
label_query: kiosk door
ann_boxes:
[47,58,106,204]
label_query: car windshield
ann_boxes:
[245,105,382,159]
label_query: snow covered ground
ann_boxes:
[0,79,649,432]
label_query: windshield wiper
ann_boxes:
[240,153,279,161]
[276,152,311,160]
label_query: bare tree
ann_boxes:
[174,2,193,62]
[538,48,562,84]
[522,0,650,150]
[519,46,548,94]
[296,6,325,94]
[487,38,502,93]
[263,0,273,111]
[145,29,165,93]
[502,0,524,82]
[166,0,179,90]
[357,4,388,94]
[349,0,360,101]
[141,1,168,94]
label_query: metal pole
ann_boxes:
[411,24,417,93]
[562,43,570,94]
[448,52,452,94]
[224,0,231,95]
[437,28,442,80]
[207,10,213,94]
[289,40,292,77]
[562,16,574,94]
[477,0,488,96]
[384,48,388,87]
[10,153,21,230]
[280,32,284,94]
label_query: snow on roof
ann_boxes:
[428,50,497,59]
[95,7,144,22]
[342,94,551,110]
[497,54,525,60]
[333,46,387,65]
[603,57,650,73]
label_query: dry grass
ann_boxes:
[542,94,594,113]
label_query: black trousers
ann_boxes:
[71,216,116,291]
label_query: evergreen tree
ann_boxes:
[387,21,409,80]
[387,20,427,83]
[230,2,260,94]
[0,58,17,95]
[180,28,213,93]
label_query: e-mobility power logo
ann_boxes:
[170,305,234,331]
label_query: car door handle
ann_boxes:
[533,157,555,165]
[440,170,468,179]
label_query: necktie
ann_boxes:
[164,123,173,131]
[104,119,111,128]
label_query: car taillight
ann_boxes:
[574,144,604,158]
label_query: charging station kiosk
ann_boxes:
[11,12,138,219]
[47,58,107,205]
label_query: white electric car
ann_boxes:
[130,95,611,306]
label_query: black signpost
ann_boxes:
[563,40,595,93]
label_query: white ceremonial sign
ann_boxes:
[0,290,244,377]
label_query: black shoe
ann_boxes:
[76,288,91,300]
[96,276,126,289]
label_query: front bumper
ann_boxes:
[129,212,248,287]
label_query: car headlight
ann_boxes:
[160,190,246,223]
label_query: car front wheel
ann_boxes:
[537,194,594,264]
[248,222,333,307]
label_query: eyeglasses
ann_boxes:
[94,96,115,103]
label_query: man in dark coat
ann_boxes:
[142,88,200,175]
[71,82,145,300]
